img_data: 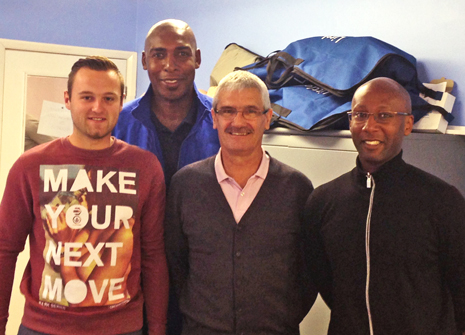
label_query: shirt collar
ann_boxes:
[215,147,270,183]
[184,98,198,126]
[150,97,198,134]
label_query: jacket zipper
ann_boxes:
[365,172,375,335]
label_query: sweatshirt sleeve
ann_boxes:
[0,158,33,334]
[139,158,169,335]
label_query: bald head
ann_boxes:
[145,19,197,52]
[353,77,411,114]
[142,19,201,103]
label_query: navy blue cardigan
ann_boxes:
[165,156,316,335]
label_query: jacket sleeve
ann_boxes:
[140,158,169,335]
[0,158,33,334]
[437,185,465,331]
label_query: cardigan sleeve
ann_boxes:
[164,173,190,301]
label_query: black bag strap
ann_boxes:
[271,103,292,117]
[269,104,349,131]
[265,52,304,89]
[234,51,276,72]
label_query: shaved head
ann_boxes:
[145,19,197,52]
[352,77,411,114]
[141,19,201,103]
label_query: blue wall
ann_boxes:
[1,0,464,126]
[0,0,137,51]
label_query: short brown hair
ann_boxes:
[67,56,125,99]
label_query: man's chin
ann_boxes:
[87,131,111,141]
[154,84,193,102]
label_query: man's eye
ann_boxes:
[153,53,164,59]
[221,109,236,115]
[378,112,394,119]
[354,112,368,119]
[105,97,115,102]
[245,110,260,116]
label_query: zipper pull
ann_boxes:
[366,172,372,189]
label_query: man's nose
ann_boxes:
[92,100,104,112]
[231,111,248,124]
[362,114,378,130]
[163,54,177,71]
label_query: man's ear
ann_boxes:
[142,51,148,70]
[404,114,414,136]
[264,108,273,130]
[64,91,71,110]
[211,108,218,129]
[195,49,201,69]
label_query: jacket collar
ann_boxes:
[353,151,410,188]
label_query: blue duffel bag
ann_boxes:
[238,36,451,131]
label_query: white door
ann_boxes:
[0,39,137,335]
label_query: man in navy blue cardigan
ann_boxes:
[165,70,316,335]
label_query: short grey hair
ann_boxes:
[212,70,271,110]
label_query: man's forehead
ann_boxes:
[72,69,120,92]
[352,89,404,111]
[75,68,118,81]
[217,88,263,107]
[352,101,394,111]
[145,25,195,49]
[75,89,118,96]
[147,45,192,53]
